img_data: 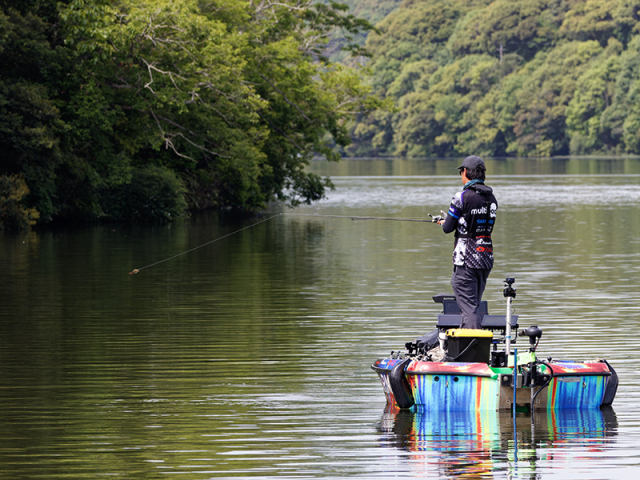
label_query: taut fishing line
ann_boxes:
[129,212,436,275]
[129,213,280,274]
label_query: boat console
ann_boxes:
[403,293,520,365]
[432,296,518,334]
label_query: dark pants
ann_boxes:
[451,265,491,329]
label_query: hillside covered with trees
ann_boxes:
[323,0,402,62]
[349,0,640,158]
[0,0,380,227]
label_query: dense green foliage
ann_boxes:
[323,0,402,62]
[0,174,40,229]
[0,0,380,226]
[349,0,640,157]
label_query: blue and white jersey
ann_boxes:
[443,184,498,269]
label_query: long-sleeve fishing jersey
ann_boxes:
[442,182,498,269]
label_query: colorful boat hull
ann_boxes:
[407,362,500,411]
[533,361,613,409]
[372,358,617,411]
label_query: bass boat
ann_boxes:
[371,277,618,411]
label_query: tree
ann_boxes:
[352,0,640,158]
[0,4,71,221]
[560,0,640,46]
[509,41,603,156]
[450,0,565,62]
[566,38,623,153]
[0,0,383,224]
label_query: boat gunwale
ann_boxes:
[372,362,613,378]
[372,362,496,379]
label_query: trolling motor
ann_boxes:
[521,325,543,352]
[504,276,516,297]
[503,277,516,358]
[501,281,547,393]
[489,277,517,367]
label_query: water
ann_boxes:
[1,157,640,478]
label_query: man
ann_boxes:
[437,155,498,329]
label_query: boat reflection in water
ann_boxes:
[379,404,618,478]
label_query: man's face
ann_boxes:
[460,167,469,184]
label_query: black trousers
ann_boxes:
[451,265,491,329]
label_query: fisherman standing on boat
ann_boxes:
[435,156,498,329]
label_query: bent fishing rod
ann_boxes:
[128,211,446,275]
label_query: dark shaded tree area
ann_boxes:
[349,0,640,158]
[0,0,381,227]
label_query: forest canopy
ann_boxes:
[0,0,381,226]
[5,0,640,227]
[349,0,640,158]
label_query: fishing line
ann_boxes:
[129,212,436,274]
[129,213,281,274]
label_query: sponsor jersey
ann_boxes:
[443,183,498,269]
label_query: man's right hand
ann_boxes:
[429,210,447,225]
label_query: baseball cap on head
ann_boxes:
[459,155,485,170]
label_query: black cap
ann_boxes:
[459,155,485,170]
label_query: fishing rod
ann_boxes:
[281,213,444,223]
[128,211,446,275]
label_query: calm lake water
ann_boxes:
[2,157,640,479]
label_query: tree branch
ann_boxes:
[148,109,229,160]
[141,57,186,93]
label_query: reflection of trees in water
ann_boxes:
[378,404,618,478]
